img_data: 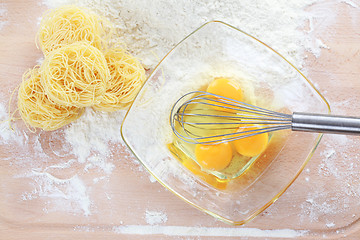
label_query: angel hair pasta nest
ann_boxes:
[16,6,145,131]
[18,66,84,131]
[40,42,111,107]
[93,47,146,112]
[37,5,112,55]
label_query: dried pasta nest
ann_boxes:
[17,66,84,131]
[37,5,112,55]
[93,47,146,112]
[16,6,146,131]
[40,42,111,107]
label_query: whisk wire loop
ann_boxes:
[170,91,292,144]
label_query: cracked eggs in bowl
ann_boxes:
[121,21,330,225]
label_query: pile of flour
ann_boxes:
[41,0,326,69]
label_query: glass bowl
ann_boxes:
[121,21,330,225]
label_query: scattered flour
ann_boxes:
[149,174,157,183]
[0,3,9,31]
[36,56,44,65]
[84,155,115,175]
[145,210,168,225]
[308,38,330,58]
[299,132,360,223]
[41,0,327,70]
[64,108,125,163]
[301,190,345,223]
[12,108,128,216]
[319,134,359,192]
[339,0,360,9]
[0,103,24,145]
[112,225,308,238]
[298,91,360,226]
[326,222,336,228]
[20,171,91,216]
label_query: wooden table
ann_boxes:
[1,0,360,239]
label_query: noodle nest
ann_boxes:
[40,42,111,107]
[37,5,112,55]
[16,6,145,131]
[18,66,84,131]
[93,47,145,112]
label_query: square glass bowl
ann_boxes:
[121,21,330,225]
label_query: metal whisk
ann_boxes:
[170,91,360,144]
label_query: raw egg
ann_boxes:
[233,124,268,157]
[206,77,243,101]
[182,158,228,189]
[195,142,233,171]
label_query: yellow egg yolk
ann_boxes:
[207,77,243,102]
[233,125,268,157]
[195,142,233,171]
[182,158,228,189]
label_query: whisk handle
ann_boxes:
[292,112,360,135]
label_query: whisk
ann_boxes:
[170,91,360,144]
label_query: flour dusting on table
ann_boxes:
[41,0,326,70]
[111,225,308,238]
[0,3,9,31]
[145,210,168,225]
[21,171,91,215]
[64,108,125,164]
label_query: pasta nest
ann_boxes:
[18,66,84,131]
[93,47,146,112]
[40,42,111,107]
[37,5,112,55]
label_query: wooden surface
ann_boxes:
[1,0,360,239]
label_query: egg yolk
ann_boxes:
[195,142,233,171]
[206,77,243,102]
[233,125,268,157]
[182,158,228,189]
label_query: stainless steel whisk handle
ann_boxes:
[292,112,360,135]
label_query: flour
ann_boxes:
[0,103,24,145]
[20,171,91,216]
[41,0,326,70]
[36,56,44,65]
[12,108,129,216]
[307,38,330,58]
[299,93,360,224]
[149,174,157,183]
[63,108,125,163]
[84,155,114,175]
[326,222,335,228]
[0,3,8,31]
[301,190,345,222]
[112,225,308,238]
[145,210,168,225]
[339,0,360,9]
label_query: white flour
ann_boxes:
[14,108,128,215]
[296,93,360,224]
[41,0,325,70]
[0,104,24,144]
[339,0,360,8]
[21,171,91,215]
[0,3,8,31]
[63,108,125,163]
[2,0,357,238]
[145,210,168,225]
[112,225,308,238]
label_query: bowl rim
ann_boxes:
[120,20,331,225]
